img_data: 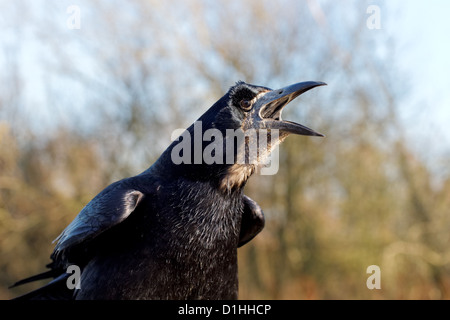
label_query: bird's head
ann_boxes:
[162,81,326,192]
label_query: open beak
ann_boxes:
[254,81,326,137]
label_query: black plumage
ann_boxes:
[11,80,325,300]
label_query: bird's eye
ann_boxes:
[239,99,252,111]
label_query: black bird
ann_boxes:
[11,80,326,300]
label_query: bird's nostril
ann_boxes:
[278,90,283,94]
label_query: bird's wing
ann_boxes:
[53,181,145,256]
[238,195,265,247]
